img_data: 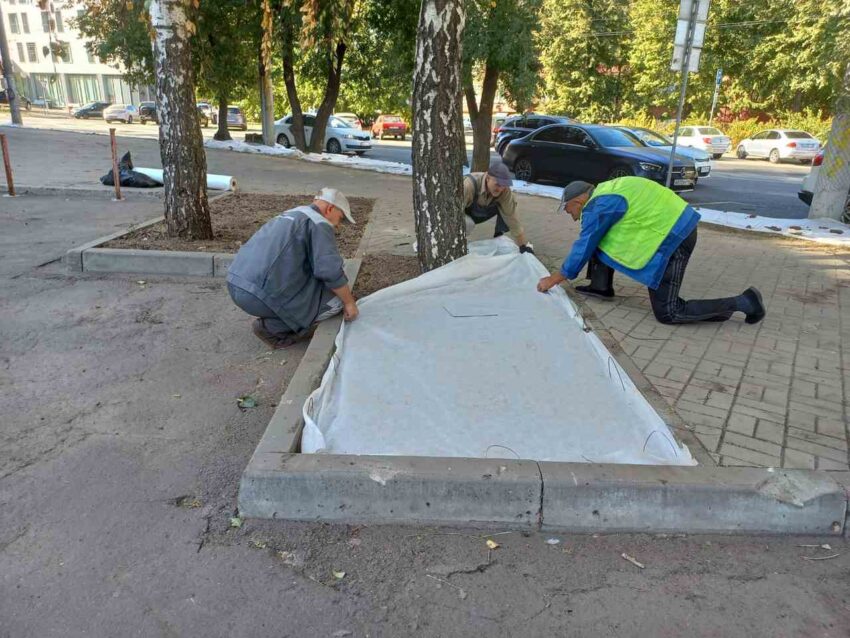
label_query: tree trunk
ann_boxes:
[412,0,467,272]
[0,5,23,125]
[149,0,212,240]
[810,62,850,222]
[258,0,275,146]
[281,18,307,151]
[308,42,346,154]
[471,62,498,172]
[214,95,231,141]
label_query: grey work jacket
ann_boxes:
[226,205,347,332]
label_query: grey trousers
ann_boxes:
[227,282,343,337]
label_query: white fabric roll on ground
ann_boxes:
[302,238,696,466]
[134,167,237,191]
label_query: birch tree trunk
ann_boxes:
[810,62,850,223]
[150,0,213,239]
[412,0,467,272]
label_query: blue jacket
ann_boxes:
[560,194,700,289]
[227,205,347,331]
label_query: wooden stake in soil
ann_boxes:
[0,133,14,197]
[109,128,123,201]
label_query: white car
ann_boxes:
[333,112,362,129]
[675,125,731,159]
[103,104,138,124]
[274,114,372,155]
[616,126,712,180]
[736,129,821,164]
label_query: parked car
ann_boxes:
[73,101,111,118]
[197,106,210,128]
[226,105,247,131]
[334,112,363,129]
[103,104,139,124]
[674,125,731,159]
[197,102,217,125]
[495,114,571,156]
[138,101,157,124]
[371,114,407,140]
[275,114,372,155]
[31,97,63,109]
[615,126,712,180]
[0,89,32,110]
[736,129,821,164]
[490,113,513,145]
[502,123,698,191]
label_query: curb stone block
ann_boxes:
[213,253,234,278]
[82,248,214,276]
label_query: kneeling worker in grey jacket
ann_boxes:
[227,187,359,349]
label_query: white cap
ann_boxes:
[316,187,355,224]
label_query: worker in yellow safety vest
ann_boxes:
[537,176,766,325]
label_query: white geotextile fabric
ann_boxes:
[302,238,695,466]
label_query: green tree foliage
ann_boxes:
[538,0,630,121]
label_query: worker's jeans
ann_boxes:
[588,230,750,324]
[227,283,342,337]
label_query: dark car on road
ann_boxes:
[502,123,698,191]
[139,101,157,124]
[73,101,111,119]
[0,89,32,110]
[494,114,570,156]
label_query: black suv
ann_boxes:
[73,101,111,119]
[139,101,157,124]
[495,114,570,156]
[0,89,32,110]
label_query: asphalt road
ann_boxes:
[9,111,813,219]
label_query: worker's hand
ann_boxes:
[537,275,557,293]
[519,243,535,255]
[343,301,359,322]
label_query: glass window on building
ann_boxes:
[26,43,37,62]
[9,14,20,34]
[16,43,25,62]
[54,10,63,32]
[21,12,29,33]
[32,74,65,105]
[67,75,101,104]
[41,11,50,32]
[58,43,72,63]
[86,47,95,64]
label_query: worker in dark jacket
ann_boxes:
[227,187,358,349]
[537,177,766,325]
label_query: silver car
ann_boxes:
[736,129,821,164]
[274,114,372,155]
[226,106,247,131]
[616,126,712,179]
[102,104,139,124]
[675,125,731,159]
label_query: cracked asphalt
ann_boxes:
[1,176,849,637]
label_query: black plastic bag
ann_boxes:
[100,151,161,188]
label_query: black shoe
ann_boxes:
[575,285,615,300]
[742,287,766,324]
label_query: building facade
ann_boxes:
[1,0,152,108]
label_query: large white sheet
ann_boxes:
[302,239,695,466]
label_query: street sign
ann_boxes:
[715,68,723,86]
[670,0,711,73]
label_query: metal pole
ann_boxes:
[708,69,721,126]
[0,134,15,196]
[109,128,123,201]
[0,4,23,125]
[665,0,700,189]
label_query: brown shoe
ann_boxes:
[251,318,283,348]
[252,319,315,350]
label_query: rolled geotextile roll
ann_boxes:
[134,167,237,191]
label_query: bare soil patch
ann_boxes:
[104,192,373,259]
[353,253,421,298]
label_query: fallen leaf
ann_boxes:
[237,395,257,409]
[136,280,146,285]
[545,538,561,545]
[188,498,202,508]
[486,539,500,550]
[250,539,267,549]
[333,570,346,580]
[230,516,243,528]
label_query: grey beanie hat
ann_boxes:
[558,180,594,211]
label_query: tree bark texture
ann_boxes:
[810,62,850,222]
[281,19,307,151]
[214,95,231,141]
[471,62,498,172]
[259,0,275,146]
[308,42,346,154]
[412,0,467,272]
[150,0,213,239]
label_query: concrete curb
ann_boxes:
[17,185,165,200]
[240,453,846,535]
[65,191,233,276]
